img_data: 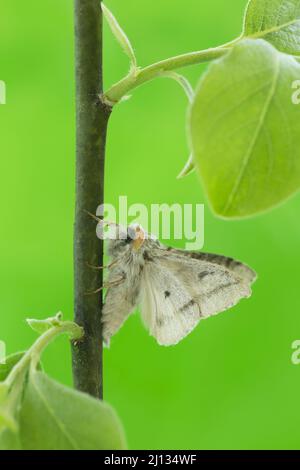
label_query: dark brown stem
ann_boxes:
[72,0,111,399]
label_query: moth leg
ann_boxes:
[105,275,126,288]
[85,285,105,295]
[86,262,107,270]
[86,259,121,271]
[85,274,126,295]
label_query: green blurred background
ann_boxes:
[1,0,300,450]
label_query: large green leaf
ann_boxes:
[190,39,300,218]
[0,429,21,450]
[243,0,300,55]
[19,371,127,450]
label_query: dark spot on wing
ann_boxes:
[225,257,234,267]
[124,234,133,244]
[127,289,139,305]
[164,290,171,298]
[125,281,140,305]
[198,271,211,280]
[166,246,173,251]
[189,252,202,260]
[156,318,164,327]
[143,251,154,262]
[180,299,196,312]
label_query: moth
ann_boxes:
[94,221,257,347]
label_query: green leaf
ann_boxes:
[27,312,63,335]
[161,72,194,102]
[0,429,21,450]
[102,3,137,70]
[0,352,28,434]
[190,39,300,218]
[19,371,127,450]
[0,351,45,438]
[0,383,19,434]
[0,352,25,382]
[243,0,300,55]
[159,72,194,179]
[27,319,53,334]
[0,351,42,383]
[0,383,9,402]
[0,352,27,435]
[177,154,195,179]
[0,407,18,433]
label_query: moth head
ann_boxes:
[128,224,145,251]
[107,223,145,258]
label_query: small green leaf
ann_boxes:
[27,319,54,334]
[0,352,25,382]
[102,3,137,70]
[0,383,19,434]
[159,72,194,179]
[190,39,300,218]
[19,371,127,450]
[243,0,300,55]
[161,72,194,102]
[177,154,195,179]
[26,312,63,335]
[0,351,43,437]
[0,352,28,435]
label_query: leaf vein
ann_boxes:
[247,18,300,40]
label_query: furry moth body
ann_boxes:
[101,224,256,346]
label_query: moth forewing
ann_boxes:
[157,247,257,284]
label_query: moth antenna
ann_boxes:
[84,210,119,227]
[84,210,103,223]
